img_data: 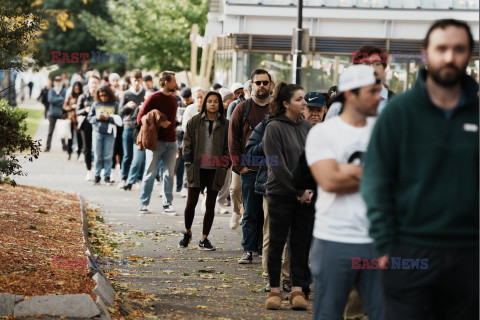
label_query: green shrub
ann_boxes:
[0,99,41,186]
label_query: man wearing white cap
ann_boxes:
[305,65,385,320]
[230,82,244,100]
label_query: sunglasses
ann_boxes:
[254,81,270,86]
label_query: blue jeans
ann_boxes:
[240,170,264,253]
[93,132,115,179]
[121,128,134,181]
[139,141,177,206]
[175,148,184,191]
[127,145,146,185]
[310,238,385,320]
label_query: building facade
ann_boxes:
[206,0,479,93]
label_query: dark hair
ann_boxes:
[327,85,337,97]
[159,71,175,87]
[96,85,117,103]
[424,19,473,51]
[250,69,272,82]
[321,92,330,108]
[269,82,303,118]
[143,74,153,82]
[355,45,387,69]
[200,91,225,118]
[71,81,83,99]
[132,69,142,80]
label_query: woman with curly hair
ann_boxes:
[87,85,121,185]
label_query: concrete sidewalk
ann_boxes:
[15,117,315,319]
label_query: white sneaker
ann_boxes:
[77,153,84,162]
[134,182,141,190]
[180,188,188,198]
[201,195,206,213]
[163,205,178,216]
[139,205,150,214]
[217,204,229,214]
[229,213,242,230]
[85,171,94,181]
[117,180,126,189]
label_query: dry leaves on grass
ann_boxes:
[0,185,95,297]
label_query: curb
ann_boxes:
[0,194,114,319]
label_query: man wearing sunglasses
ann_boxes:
[229,69,272,264]
[325,46,395,120]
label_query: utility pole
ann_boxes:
[292,0,303,85]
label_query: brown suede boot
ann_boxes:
[289,291,307,310]
[265,292,283,310]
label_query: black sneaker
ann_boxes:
[179,232,192,248]
[104,177,114,185]
[199,238,216,251]
[265,282,271,292]
[238,252,253,264]
[93,176,101,184]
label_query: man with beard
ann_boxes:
[137,71,178,215]
[229,69,272,264]
[362,19,479,320]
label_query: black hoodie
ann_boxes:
[263,114,312,197]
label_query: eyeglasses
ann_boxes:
[254,81,270,86]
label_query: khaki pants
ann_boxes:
[229,171,243,216]
[262,196,290,285]
[217,167,232,206]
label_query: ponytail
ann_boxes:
[269,82,302,117]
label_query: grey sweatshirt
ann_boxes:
[263,114,312,197]
[119,88,146,129]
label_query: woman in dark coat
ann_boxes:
[179,91,230,251]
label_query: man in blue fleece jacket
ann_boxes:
[362,19,479,320]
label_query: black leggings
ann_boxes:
[267,193,312,288]
[67,123,83,157]
[80,122,92,171]
[184,169,218,236]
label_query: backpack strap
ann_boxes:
[241,98,252,131]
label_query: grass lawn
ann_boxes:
[20,108,44,139]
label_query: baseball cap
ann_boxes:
[219,87,234,101]
[338,65,376,93]
[304,92,325,108]
[230,82,244,92]
[180,87,192,99]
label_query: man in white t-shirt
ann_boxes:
[305,65,385,320]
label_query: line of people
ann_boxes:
[40,18,478,319]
